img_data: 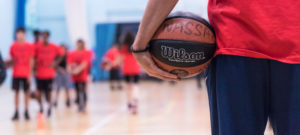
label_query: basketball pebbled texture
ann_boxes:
[149,12,216,78]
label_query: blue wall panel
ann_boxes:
[92,23,117,81]
[15,0,26,29]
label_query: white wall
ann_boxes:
[86,0,209,47]
[26,0,71,47]
[23,0,209,49]
[0,0,15,58]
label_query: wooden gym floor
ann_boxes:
[0,80,273,135]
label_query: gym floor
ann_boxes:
[0,80,273,135]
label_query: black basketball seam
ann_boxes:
[150,39,216,47]
[165,16,215,35]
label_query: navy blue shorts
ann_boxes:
[206,55,300,135]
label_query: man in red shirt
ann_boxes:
[67,39,90,112]
[35,31,63,117]
[132,0,300,134]
[9,27,34,121]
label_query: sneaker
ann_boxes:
[47,108,52,117]
[53,101,57,108]
[127,103,132,110]
[75,98,79,105]
[24,111,30,120]
[66,99,71,108]
[12,111,19,121]
[110,86,115,91]
[78,105,86,113]
[131,100,138,115]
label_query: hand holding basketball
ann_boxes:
[132,48,179,81]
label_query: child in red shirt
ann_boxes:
[10,27,34,121]
[119,32,141,114]
[67,39,90,112]
[103,45,122,90]
[35,31,63,117]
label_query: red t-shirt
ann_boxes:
[208,0,300,63]
[85,50,94,70]
[104,47,120,69]
[35,42,63,79]
[10,42,34,78]
[67,50,91,82]
[120,45,140,75]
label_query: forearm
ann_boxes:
[29,57,34,76]
[53,56,64,67]
[132,0,178,50]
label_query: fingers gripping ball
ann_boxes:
[149,12,216,78]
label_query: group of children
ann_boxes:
[9,27,93,121]
[9,27,141,121]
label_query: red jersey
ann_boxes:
[120,45,140,75]
[35,42,63,79]
[67,50,91,82]
[10,42,34,78]
[85,49,94,70]
[208,0,300,63]
[104,47,120,69]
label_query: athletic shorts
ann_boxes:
[109,69,120,81]
[55,71,71,91]
[74,82,87,91]
[36,79,53,92]
[124,75,139,83]
[12,78,29,91]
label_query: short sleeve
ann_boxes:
[9,45,14,57]
[56,45,64,56]
[67,52,73,64]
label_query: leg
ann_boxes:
[24,79,30,120]
[269,61,300,135]
[12,91,20,120]
[36,79,44,113]
[12,78,20,120]
[63,73,71,107]
[46,79,53,117]
[109,70,115,90]
[131,75,140,114]
[132,75,140,101]
[77,82,86,112]
[206,55,269,135]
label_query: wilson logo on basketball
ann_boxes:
[161,46,205,63]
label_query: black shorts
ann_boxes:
[124,75,139,83]
[36,79,53,92]
[12,78,30,91]
[74,82,87,91]
[109,69,120,81]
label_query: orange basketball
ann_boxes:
[149,12,216,78]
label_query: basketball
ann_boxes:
[149,12,216,78]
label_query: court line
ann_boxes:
[82,82,159,135]
[82,106,126,135]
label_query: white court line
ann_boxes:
[82,106,127,135]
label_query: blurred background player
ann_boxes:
[119,31,141,114]
[33,30,40,45]
[9,27,34,120]
[102,44,122,91]
[53,44,72,108]
[35,31,63,117]
[0,52,6,85]
[30,30,40,99]
[67,39,90,112]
